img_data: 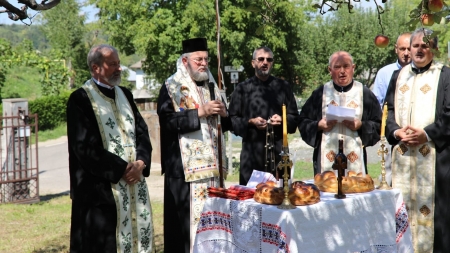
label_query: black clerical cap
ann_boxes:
[182,38,208,53]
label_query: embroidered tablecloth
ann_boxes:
[194,188,412,253]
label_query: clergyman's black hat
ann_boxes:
[182,38,208,53]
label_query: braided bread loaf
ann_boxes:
[253,181,321,206]
[314,171,374,193]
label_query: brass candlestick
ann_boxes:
[377,136,392,190]
[277,147,296,210]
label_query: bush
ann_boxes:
[29,90,71,131]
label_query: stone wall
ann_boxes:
[141,110,160,164]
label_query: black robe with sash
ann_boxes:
[157,82,232,253]
[67,84,152,253]
[228,75,299,186]
[298,81,381,177]
[385,66,450,253]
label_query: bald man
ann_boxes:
[372,32,411,185]
[298,51,382,177]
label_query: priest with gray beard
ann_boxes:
[67,44,154,253]
[157,37,232,253]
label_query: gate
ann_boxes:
[0,111,39,204]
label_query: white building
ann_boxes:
[129,59,160,90]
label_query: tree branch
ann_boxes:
[0,0,61,22]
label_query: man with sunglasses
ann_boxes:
[157,37,232,253]
[298,51,382,177]
[228,46,299,185]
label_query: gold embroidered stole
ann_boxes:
[320,81,365,173]
[165,57,226,182]
[392,63,441,252]
[83,80,154,253]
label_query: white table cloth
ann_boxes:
[194,188,412,253]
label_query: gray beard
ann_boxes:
[256,68,270,78]
[107,75,122,86]
[192,71,209,82]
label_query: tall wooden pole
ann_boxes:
[215,0,224,188]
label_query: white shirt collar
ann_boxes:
[92,78,114,90]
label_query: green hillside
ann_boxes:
[3,65,42,99]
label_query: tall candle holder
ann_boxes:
[277,147,296,210]
[377,136,392,190]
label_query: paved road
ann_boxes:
[37,136,165,202]
[37,136,383,202]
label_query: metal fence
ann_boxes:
[0,114,39,204]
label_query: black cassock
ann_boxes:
[298,82,381,177]
[228,75,299,185]
[157,83,232,253]
[385,67,450,252]
[67,84,152,253]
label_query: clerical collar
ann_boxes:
[92,78,115,90]
[195,81,205,87]
[411,61,432,74]
[333,80,353,92]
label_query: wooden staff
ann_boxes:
[208,83,224,188]
[214,0,224,188]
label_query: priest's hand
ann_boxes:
[198,100,227,118]
[269,114,282,126]
[401,125,428,146]
[342,118,362,131]
[123,160,145,184]
[249,117,267,130]
[318,118,337,132]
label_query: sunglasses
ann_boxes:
[254,57,274,62]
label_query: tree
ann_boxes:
[0,38,13,99]
[92,0,315,94]
[0,0,61,24]
[38,0,89,89]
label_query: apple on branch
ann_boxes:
[421,13,435,26]
[374,35,390,48]
[428,0,444,12]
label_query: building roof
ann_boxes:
[132,89,153,99]
[130,59,145,70]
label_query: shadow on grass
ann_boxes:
[40,191,70,202]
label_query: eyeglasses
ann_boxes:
[190,57,210,64]
[254,57,274,62]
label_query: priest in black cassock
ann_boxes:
[157,38,232,253]
[228,46,299,186]
[385,28,450,253]
[67,44,154,253]
[298,51,381,177]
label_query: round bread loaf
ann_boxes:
[253,181,321,206]
[253,181,284,205]
[288,181,321,205]
[314,171,375,193]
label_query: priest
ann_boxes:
[157,37,232,253]
[385,28,450,252]
[298,51,381,177]
[228,46,299,186]
[67,44,154,253]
